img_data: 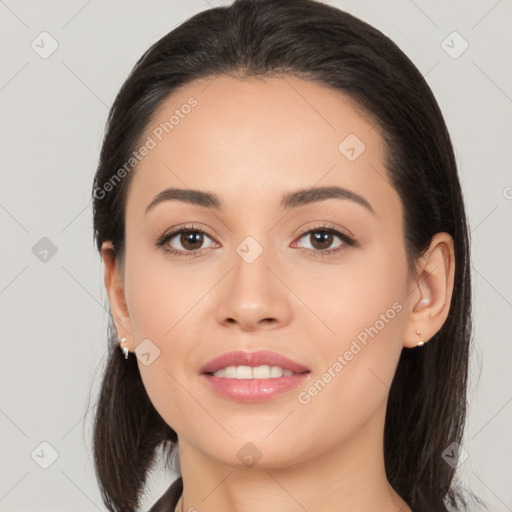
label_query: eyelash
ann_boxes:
[155,222,357,259]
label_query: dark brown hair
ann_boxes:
[89,0,482,510]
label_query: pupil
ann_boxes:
[182,231,203,249]
[312,231,332,250]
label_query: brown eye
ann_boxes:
[308,231,336,251]
[178,231,205,251]
[295,228,351,254]
[155,225,218,258]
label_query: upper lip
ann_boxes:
[200,350,311,374]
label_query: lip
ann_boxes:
[202,373,310,403]
[199,350,311,374]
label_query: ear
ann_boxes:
[403,232,456,349]
[101,241,133,353]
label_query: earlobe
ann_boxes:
[101,241,133,352]
[403,233,456,349]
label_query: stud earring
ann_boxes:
[416,329,425,347]
[119,337,130,359]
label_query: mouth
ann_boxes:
[200,349,310,375]
[204,365,309,379]
[200,350,311,403]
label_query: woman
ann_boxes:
[91,0,483,510]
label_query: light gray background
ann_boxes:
[1,0,511,510]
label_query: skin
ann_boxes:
[102,75,455,512]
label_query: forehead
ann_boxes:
[126,75,395,218]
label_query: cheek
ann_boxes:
[123,254,214,416]
[124,248,209,342]
[124,261,200,431]
[297,237,408,351]
[297,239,408,412]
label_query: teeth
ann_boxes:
[212,365,296,379]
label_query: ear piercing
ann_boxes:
[415,298,428,347]
[119,337,130,359]
[416,329,425,347]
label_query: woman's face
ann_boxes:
[112,75,415,468]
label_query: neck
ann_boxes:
[174,404,411,512]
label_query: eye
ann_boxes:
[155,222,357,259]
[292,223,356,257]
[155,224,218,258]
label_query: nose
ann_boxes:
[215,240,292,331]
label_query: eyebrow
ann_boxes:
[144,185,375,215]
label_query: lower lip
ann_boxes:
[202,373,310,403]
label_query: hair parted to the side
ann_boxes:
[89,0,482,510]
